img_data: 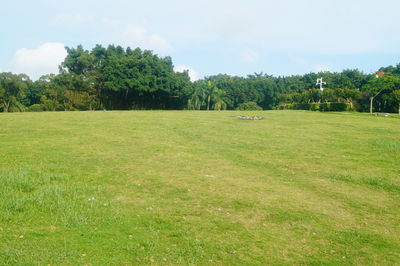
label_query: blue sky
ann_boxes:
[1,0,400,80]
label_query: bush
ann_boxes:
[27,104,46,112]
[320,102,350,112]
[236,102,263,111]
[319,102,330,112]
[287,103,310,110]
[328,102,350,111]
[8,104,26,112]
[286,102,351,112]
[309,103,320,111]
[278,104,286,110]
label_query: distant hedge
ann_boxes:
[236,102,263,111]
[281,102,352,112]
[27,104,46,112]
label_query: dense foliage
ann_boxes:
[1,44,400,113]
[284,102,351,112]
[236,102,263,111]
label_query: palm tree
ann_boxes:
[188,84,207,110]
[211,87,227,111]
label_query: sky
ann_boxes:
[1,0,400,81]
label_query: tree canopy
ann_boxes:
[1,44,400,114]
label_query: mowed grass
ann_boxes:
[0,110,399,265]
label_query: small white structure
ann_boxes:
[316,78,326,92]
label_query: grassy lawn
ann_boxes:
[0,110,399,265]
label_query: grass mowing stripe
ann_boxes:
[324,174,400,193]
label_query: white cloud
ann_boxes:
[241,50,260,63]
[118,23,172,53]
[54,14,172,54]
[174,65,199,81]
[12,42,67,79]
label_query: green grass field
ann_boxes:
[1,111,399,265]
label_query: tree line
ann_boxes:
[1,45,400,113]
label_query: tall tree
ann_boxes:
[391,90,400,115]
[363,74,400,113]
[0,73,29,112]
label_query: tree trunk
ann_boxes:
[370,97,374,114]
[3,101,10,112]
[207,95,210,111]
[398,103,400,115]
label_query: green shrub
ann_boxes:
[8,104,26,112]
[28,104,46,112]
[309,103,320,111]
[288,103,310,110]
[278,104,289,110]
[285,102,350,112]
[329,102,350,111]
[319,102,330,112]
[320,102,350,112]
[236,102,263,111]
